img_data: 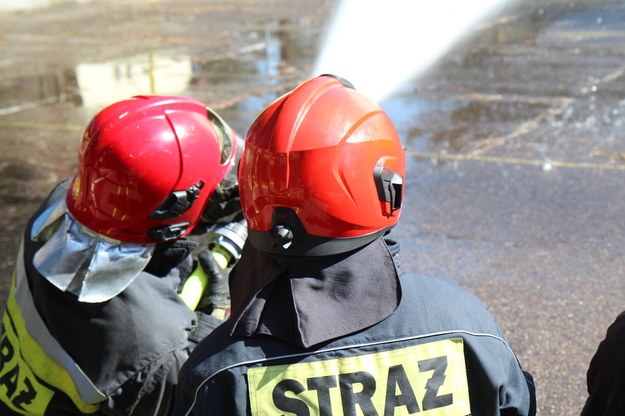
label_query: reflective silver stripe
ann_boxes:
[183,329,516,416]
[13,241,106,404]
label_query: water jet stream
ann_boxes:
[313,0,511,103]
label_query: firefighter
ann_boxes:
[0,95,241,415]
[172,75,536,416]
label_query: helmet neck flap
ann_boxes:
[32,184,155,303]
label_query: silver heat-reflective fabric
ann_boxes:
[31,197,155,303]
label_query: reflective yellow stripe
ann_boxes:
[1,272,100,414]
[248,338,471,416]
[0,312,54,415]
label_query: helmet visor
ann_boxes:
[206,106,235,165]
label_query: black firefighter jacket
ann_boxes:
[0,182,206,416]
[172,239,536,416]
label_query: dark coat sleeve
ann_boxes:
[100,348,190,416]
[582,311,625,416]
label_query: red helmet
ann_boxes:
[239,75,405,256]
[66,95,238,243]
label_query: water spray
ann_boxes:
[313,0,512,103]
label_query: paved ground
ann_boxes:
[2,0,625,414]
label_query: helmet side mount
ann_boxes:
[145,180,205,242]
[269,207,304,250]
[148,181,205,220]
[374,166,403,213]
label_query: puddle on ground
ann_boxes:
[382,1,625,154]
[0,0,94,12]
[2,2,625,152]
[0,16,318,133]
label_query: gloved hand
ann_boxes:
[198,183,242,229]
[197,249,231,320]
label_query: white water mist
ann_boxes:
[313,0,511,103]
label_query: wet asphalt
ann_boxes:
[1,0,625,414]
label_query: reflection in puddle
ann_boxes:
[0,0,94,12]
[76,54,192,112]
[5,2,625,158]
[189,17,322,132]
[384,93,550,153]
[0,70,81,116]
[0,17,319,133]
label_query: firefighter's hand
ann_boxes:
[197,249,231,319]
[201,184,242,226]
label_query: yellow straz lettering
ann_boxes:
[0,312,54,415]
[248,339,470,416]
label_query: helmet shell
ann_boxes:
[66,95,237,243]
[240,75,405,253]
